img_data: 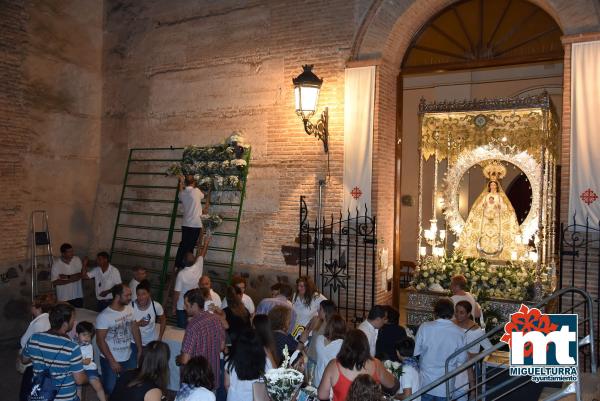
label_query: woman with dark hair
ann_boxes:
[292,276,327,337]
[313,313,346,387]
[252,314,278,367]
[176,356,216,401]
[299,299,336,379]
[452,301,492,401]
[110,340,170,401]
[223,286,251,345]
[317,329,397,401]
[346,374,385,401]
[225,329,272,401]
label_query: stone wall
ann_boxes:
[0,0,103,341]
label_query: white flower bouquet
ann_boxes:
[264,346,304,401]
[383,360,403,380]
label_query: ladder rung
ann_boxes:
[131,147,184,151]
[130,158,182,162]
[123,198,174,203]
[212,232,236,237]
[222,217,237,222]
[208,246,235,252]
[115,237,168,246]
[111,263,163,275]
[122,211,172,217]
[128,171,170,176]
[210,202,241,207]
[204,261,231,269]
[112,249,174,261]
[117,224,178,232]
[125,184,176,189]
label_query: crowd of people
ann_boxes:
[18,175,493,401]
[19,270,491,401]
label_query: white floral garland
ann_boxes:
[443,145,541,242]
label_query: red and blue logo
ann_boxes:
[501,304,578,382]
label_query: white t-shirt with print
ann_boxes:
[292,293,327,334]
[51,256,83,302]
[174,257,204,310]
[96,304,135,362]
[180,186,204,228]
[86,265,122,300]
[80,343,97,370]
[204,289,223,311]
[133,300,164,346]
[175,385,216,401]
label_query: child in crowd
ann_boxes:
[76,321,107,401]
[175,356,216,401]
[395,337,420,401]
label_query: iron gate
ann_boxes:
[298,196,377,326]
[559,214,600,371]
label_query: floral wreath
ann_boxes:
[443,145,541,242]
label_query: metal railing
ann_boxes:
[403,287,596,401]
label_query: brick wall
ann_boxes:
[0,0,103,340]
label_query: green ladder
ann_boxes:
[109,147,250,303]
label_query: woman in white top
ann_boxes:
[313,314,346,387]
[176,356,216,401]
[19,295,53,401]
[225,329,273,401]
[292,276,327,338]
[452,301,493,401]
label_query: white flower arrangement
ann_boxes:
[383,360,403,379]
[263,346,304,401]
[231,159,247,169]
[411,252,553,302]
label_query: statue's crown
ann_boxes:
[482,160,507,181]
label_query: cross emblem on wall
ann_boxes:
[580,188,598,205]
[350,186,362,199]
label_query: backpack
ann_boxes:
[28,340,69,401]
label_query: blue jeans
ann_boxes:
[177,309,188,328]
[100,344,138,395]
[421,394,446,401]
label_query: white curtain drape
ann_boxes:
[569,41,600,225]
[343,66,376,215]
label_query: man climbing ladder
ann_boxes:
[174,174,210,269]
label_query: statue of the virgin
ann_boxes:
[456,161,522,261]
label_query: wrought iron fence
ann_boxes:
[559,214,600,371]
[298,196,377,326]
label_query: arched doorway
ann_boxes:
[355,0,567,306]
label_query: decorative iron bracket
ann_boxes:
[303,107,329,153]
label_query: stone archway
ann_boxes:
[350,0,600,304]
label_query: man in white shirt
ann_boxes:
[96,284,142,395]
[221,275,255,315]
[174,175,209,269]
[358,305,388,357]
[51,243,86,307]
[129,266,147,302]
[450,274,482,319]
[83,252,122,312]
[414,298,467,401]
[172,238,210,328]
[198,275,222,311]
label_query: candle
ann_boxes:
[419,246,427,256]
[511,251,518,261]
[529,251,538,262]
[439,230,446,241]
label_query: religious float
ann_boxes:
[407,93,559,332]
